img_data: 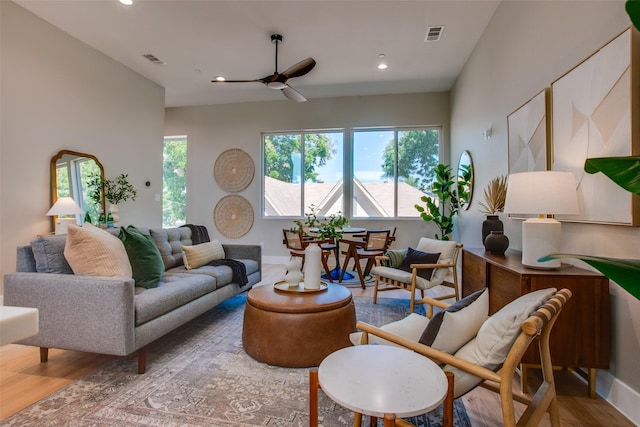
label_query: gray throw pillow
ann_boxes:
[31,235,73,274]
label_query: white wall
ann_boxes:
[450,1,640,422]
[0,2,165,283]
[165,92,449,261]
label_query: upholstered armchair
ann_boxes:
[349,288,572,427]
[371,237,462,313]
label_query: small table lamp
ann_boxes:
[503,171,579,269]
[46,197,84,235]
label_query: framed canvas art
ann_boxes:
[508,88,550,174]
[551,27,640,225]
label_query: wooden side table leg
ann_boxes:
[353,412,362,427]
[443,371,454,427]
[383,413,396,427]
[309,368,319,427]
[588,368,597,399]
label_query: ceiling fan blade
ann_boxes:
[281,57,316,79]
[210,79,262,83]
[282,86,307,103]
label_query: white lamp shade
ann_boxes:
[503,171,579,216]
[503,171,579,269]
[46,197,84,216]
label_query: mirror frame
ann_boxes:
[456,150,474,211]
[50,149,105,223]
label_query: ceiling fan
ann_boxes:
[211,34,316,102]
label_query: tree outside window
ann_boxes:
[163,137,187,227]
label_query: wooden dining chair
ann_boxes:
[339,229,391,288]
[282,229,335,282]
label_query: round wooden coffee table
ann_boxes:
[242,283,356,367]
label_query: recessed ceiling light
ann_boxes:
[377,53,388,70]
[215,76,226,82]
[119,0,133,5]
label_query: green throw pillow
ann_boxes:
[118,225,164,289]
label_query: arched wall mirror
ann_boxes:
[51,150,105,223]
[456,150,474,211]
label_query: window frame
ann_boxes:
[261,125,443,220]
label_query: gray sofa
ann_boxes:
[3,227,261,373]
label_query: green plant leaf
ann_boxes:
[584,156,640,196]
[627,0,640,31]
[539,253,640,300]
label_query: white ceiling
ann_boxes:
[15,0,500,107]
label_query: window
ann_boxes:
[263,131,343,217]
[352,127,441,218]
[163,136,187,227]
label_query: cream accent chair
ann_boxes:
[345,288,572,427]
[371,237,462,313]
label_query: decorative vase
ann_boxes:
[284,259,303,287]
[482,215,503,248]
[484,231,509,255]
[109,204,119,228]
[303,244,322,289]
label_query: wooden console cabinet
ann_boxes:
[462,248,610,397]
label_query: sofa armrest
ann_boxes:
[222,244,262,270]
[3,272,136,356]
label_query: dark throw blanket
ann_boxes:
[206,259,248,287]
[181,224,210,245]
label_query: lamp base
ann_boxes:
[55,217,78,235]
[521,218,561,269]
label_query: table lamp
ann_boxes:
[46,197,84,235]
[503,171,579,269]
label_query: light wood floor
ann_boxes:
[0,263,634,425]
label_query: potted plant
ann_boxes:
[87,173,137,227]
[415,163,458,240]
[292,205,349,242]
[478,175,508,247]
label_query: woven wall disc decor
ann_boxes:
[214,148,255,193]
[213,195,254,238]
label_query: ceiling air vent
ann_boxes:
[424,26,444,42]
[142,53,166,65]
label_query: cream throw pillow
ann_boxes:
[182,240,225,270]
[64,223,132,278]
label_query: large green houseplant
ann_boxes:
[415,163,458,240]
[541,156,640,300]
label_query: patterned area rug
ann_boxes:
[3,293,471,427]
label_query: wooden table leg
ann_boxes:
[443,371,454,427]
[383,413,396,427]
[353,412,362,427]
[339,244,355,282]
[309,368,319,427]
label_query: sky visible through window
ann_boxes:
[314,131,393,183]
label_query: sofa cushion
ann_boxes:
[419,288,488,354]
[30,234,73,274]
[118,226,164,289]
[182,240,225,269]
[64,224,132,278]
[444,288,557,397]
[133,273,217,325]
[150,228,192,270]
[165,258,259,288]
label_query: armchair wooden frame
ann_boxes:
[373,243,463,314]
[350,289,572,427]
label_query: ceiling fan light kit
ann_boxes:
[211,33,315,102]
